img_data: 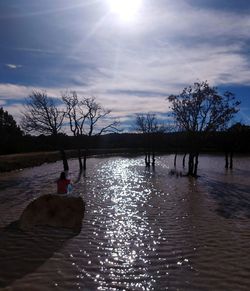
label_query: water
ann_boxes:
[0,154,250,290]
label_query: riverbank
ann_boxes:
[0,148,144,172]
[1,149,247,173]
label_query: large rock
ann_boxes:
[19,194,85,233]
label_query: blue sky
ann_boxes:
[0,0,250,130]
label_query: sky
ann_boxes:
[0,0,250,131]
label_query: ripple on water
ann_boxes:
[0,155,250,290]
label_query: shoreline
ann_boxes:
[1,149,249,173]
[0,148,144,173]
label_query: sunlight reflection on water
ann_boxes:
[82,158,159,290]
[0,154,250,290]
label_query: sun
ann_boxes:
[108,0,142,22]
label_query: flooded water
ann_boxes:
[0,154,250,290]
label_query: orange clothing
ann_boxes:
[57,179,70,194]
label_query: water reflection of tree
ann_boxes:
[206,179,250,219]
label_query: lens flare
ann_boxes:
[108,0,142,22]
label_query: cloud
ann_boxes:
[134,0,250,40]
[2,102,24,123]
[5,64,22,69]
[0,83,65,99]
[1,0,250,127]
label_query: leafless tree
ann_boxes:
[168,81,240,176]
[63,93,120,137]
[62,93,120,171]
[84,97,120,136]
[21,91,68,171]
[135,113,165,166]
[62,91,88,137]
[62,91,89,171]
[21,91,65,136]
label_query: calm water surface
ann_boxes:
[0,154,250,290]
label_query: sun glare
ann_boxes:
[108,0,142,22]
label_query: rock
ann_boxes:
[19,194,85,233]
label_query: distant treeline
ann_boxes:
[1,130,249,155]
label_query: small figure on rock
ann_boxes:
[57,172,72,194]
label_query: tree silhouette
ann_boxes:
[0,107,22,136]
[21,91,65,136]
[0,107,23,154]
[84,97,119,136]
[135,113,165,166]
[62,92,120,171]
[168,81,240,176]
[21,91,68,171]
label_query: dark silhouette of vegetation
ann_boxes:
[62,91,120,172]
[21,91,65,136]
[135,113,165,166]
[168,81,240,176]
[1,82,248,175]
[21,92,68,171]
[84,96,119,136]
[1,129,250,172]
[0,107,23,154]
[81,96,120,170]
[62,91,88,171]
[0,107,22,136]
[224,122,250,169]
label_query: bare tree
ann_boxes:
[84,97,120,136]
[63,94,120,137]
[168,81,240,176]
[21,91,68,171]
[135,113,164,134]
[62,91,88,137]
[62,91,89,171]
[62,93,120,171]
[135,113,165,166]
[21,91,65,136]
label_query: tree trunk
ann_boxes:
[188,153,194,176]
[152,151,155,166]
[77,148,83,171]
[60,149,69,172]
[193,153,199,176]
[182,153,186,168]
[225,152,229,169]
[145,153,150,166]
[83,150,87,171]
[229,152,233,169]
[174,153,177,167]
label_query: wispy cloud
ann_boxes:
[5,64,22,69]
[0,0,250,127]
